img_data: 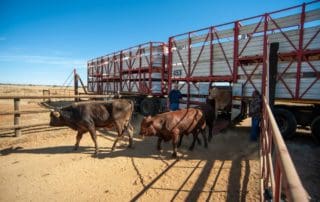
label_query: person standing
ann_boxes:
[249,90,262,141]
[168,83,182,111]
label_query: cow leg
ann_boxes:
[208,124,213,142]
[201,129,208,148]
[157,137,163,151]
[177,135,183,148]
[172,134,179,158]
[111,122,125,151]
[74,131,84,151]
[189,133,197,151]
[88,127,99,155]
[127,123,134,148]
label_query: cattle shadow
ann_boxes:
[1,123,258,201]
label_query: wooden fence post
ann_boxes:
[14,98,21,137]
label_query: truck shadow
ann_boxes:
[0,126,259,201]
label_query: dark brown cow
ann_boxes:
[49,99,134,155]
[139,108,207,158]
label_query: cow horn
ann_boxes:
[49,109,55,112]
[53,111,61,118]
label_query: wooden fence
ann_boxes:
[0,95,115,136]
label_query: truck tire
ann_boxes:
[273,108,297,139]
[311,116,320,140]
[140,98,159,116]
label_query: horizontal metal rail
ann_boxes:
[261,96,309,202]
[0,123,49,131]
[0,95,115,99]
[0,110,50,116]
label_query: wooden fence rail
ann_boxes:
[0,95,116,136]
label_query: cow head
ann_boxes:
[139,116,164,137]
[49,109,65,126]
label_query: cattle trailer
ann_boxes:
[87,1,320,139]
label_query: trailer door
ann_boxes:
[231,83,243,121]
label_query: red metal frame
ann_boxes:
[167,0,320,103]
[88,42,167,96]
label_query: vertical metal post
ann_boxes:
[74,69,79,101]
[187,32,192,107]
[129,51,132,92]
[233,21,239,82]
[269,42,279,109]
[262,14,269,97]
[161,43,165,95]
[168,37,173,98]
[14,98,21,137]
[296,3,306,99]
[120,51,123,93]
[138,46,142,93]
[149,42,153,94]
[210,27,214,77]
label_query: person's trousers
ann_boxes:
[250,117,260,141]
[169,103,179,111]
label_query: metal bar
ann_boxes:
[303,29,320,50]
[210,27,214,77]
[213,29,233,74]
[238,16,263,56]
[0,110,50,115]
[149,42,153,94]
[262,96,309,202]
[13,98,21,137]
[296,3,306,99]
[187,33,192,107]
[262,14,269,96]
[190,32,210,77]
[0,95,115,99]
[233,21,239,82]
[0,123,49,131]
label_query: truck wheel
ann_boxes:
[311,116,320,140]
[273,108,297,139]
[140,98,159,116]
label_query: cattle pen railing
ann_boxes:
[0,95,115,137]
[260,96,309,202]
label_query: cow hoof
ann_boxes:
[172,153,178,158]
[74,146,79,151]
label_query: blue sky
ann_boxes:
[0,0,311,85]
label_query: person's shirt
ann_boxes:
[169,89,182,104]
[249,96,262,118]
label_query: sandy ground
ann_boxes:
[0,84,319,201]
[0,117,260,202]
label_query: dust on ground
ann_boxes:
[0,84,319,201]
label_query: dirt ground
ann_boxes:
[0,84,319,201]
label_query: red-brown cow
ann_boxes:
[139,108,207,158]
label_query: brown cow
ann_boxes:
[139,108,207,158]
[49,99,134,155]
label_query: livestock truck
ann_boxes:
[87,1,320,139]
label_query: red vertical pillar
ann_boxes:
[262,14,269,97]
[210,27,214,77]
[296,3,305,99]
[233,21,240,82]
[187,32,192,108]
[149,42,153,94]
